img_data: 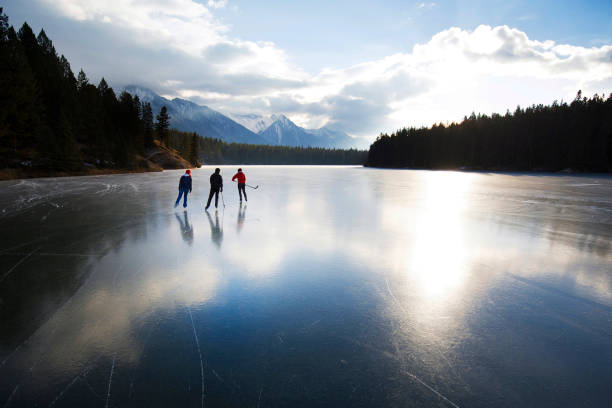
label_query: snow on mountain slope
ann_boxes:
[125,86,364,148]
[227,113,276,134]
[257,115,362,148]
[124,86,268,145]
[258,115,310,146]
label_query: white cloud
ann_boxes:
[417,2,436,9]
[41,0,292,80]
[254,24,610,134]
[293,24,612,133]
[38,1,612,140]
[207,0,227,9]
[42,0,226,55]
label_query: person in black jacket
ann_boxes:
[175,169,192,208]
[205,168,223,210]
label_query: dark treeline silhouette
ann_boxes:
[0,9,197,175]
[167,129,367,165]
[367,92,612,172]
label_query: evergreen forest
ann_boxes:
[367,92,612,172]
[0,9,173,175]
[166,129,367,165]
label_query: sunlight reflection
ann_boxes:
[408,172,474,299]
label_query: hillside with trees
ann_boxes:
[0,8,197,179]
[367,92,612,172]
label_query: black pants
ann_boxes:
[238,183,247,201]
[206,188,220,208]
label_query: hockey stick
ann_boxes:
[221,190,226,208]
[232,180,259,189]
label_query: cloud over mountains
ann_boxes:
[29,1,612,141]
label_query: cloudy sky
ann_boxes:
[3,0,612,143]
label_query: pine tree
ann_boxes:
[132,95,144,153]
[155,106,170,146]
[36,29,56,56]
[0,7,8,42]
[142,102,154,147]
[55,108,81,170]
[76,73,103,148]
[96,77,120,162]
[76,69,88,90]
[97,77,109,95]
[59,55,76,85]
[0,9,12,147]
[189,132,200,165]
[0,24,44,154]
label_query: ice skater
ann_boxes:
[175,169,192,208]
[205,168,223,210]
[231,168,247,202]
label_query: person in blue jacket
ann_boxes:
[175,169,192,208]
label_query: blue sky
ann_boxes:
[3,0,612,142]
[217,0,612,71]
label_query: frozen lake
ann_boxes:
[1,166,611,407]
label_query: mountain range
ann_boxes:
[124,86,362,149]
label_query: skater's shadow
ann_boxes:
[236,202,246,234]
[206,210,223,249]
[175,211,194,246]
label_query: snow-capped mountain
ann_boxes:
[259,114,308,146]
[124,86,268,145]
[124,86,362,149]
[233,113,361,149]
[227,113,276,134]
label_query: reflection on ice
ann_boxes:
[23,231,223,386]
[175,211,194,246]
[206,210,223,248]
[0,167,611,407]
[408,172,473,299]
[236,202,246,234]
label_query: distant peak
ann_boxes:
[122,85,166,103]
[172,97,202,107]
[124,84,156,94]
[271,114,294,127]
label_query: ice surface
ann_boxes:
[0,167,611,407]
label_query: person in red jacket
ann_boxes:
[231,168,247,202]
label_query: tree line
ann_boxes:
[166,129,367,165]
[367,91,612,172]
